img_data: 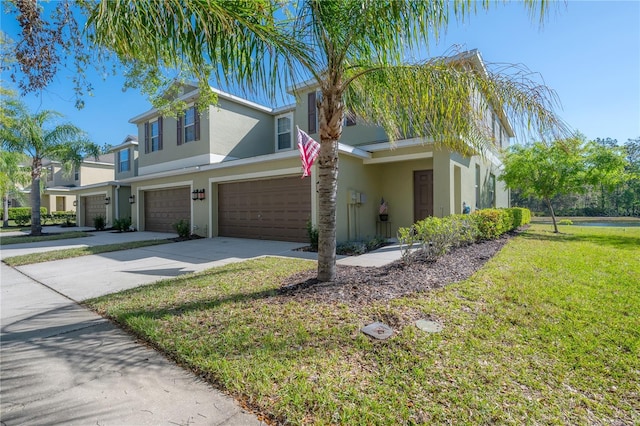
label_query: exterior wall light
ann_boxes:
[73,200,78,207]
[128,194,136,204]
[192,190,199,201]
[104,196,111,205]
[198,189,205,200]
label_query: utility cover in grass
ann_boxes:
[361,322,394,340]
[415,319,443,333]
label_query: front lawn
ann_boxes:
[86,224,640,425]
[0,231,90,245]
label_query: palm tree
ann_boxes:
[0,99,99,235]
[88,0,566,281]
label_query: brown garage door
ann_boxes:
[144,187,191,233]
[218,176,311,242]
[83,195,106,227]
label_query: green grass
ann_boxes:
[85,225,640,425]
[0,231,91,245]
[3,239,171,266]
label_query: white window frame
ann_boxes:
[184,106,197,143]
[275,112,293,151]
[119,148,130,172]
[150,119,160,152]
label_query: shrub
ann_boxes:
[113,217,132,232]
[306,220,319,251]
[472,209,510,240]
[505,207,531,228]
[336,241,367,256]
[558,219,573,226]
[93,215,106,231]
[173,219,190,238]
[8,207,48,226]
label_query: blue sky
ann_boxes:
[2,0,639,148]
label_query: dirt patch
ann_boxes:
[278,232,516,307]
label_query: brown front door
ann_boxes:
[414,170,433,222]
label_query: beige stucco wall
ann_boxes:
[79,163,114,186]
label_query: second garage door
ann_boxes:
[83,195,106,227]
[144,187,191,233]
[218,176,311,242]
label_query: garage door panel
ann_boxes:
[218,176,310,242]
[83,195,106,227]
[144,187,190,233]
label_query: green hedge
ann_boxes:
[398,207,531,263]
[8,207,48,220]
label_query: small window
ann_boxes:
[307,92,317,134]
[489,173,496,208]
[151,121,160,151]
[47,165,53,181]
[276,114,292,150]
[74,167,79,181]
[119,149,130,172]
[475,164,481,209]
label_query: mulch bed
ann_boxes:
[278,231,518,307]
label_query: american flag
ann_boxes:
[297,126,320,178]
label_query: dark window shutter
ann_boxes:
[308,92,317,134]
[144,122,150,153]
[158,116,163,150]
[194,108,200,141]
[177,116,183,145]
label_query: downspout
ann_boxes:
[115,185,120,220]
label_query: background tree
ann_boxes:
[500,136,628,232]
[88,0,566,281]
[0,151,30,227]
[0,99,99,235]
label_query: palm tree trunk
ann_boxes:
[316,83,344,282]
[30,157,42,236]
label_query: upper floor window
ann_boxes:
[489,173,496,207]
[144,117,163,153]
[74,166,79,181]
[275,113,293,151]
[118,148,130,172]
[344,108,356,126]
[47,165,53,181]
[177,106,200,145]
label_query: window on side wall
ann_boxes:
[177,106,200,145]
[308,91,317,134]
[47,165,53,181]
[489,173,496,207]
[119,148,130,172]
[275,113,293,151]
[344,108,356,126]
[475,164,481,209]
[74,166,79,181]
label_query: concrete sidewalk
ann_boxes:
[0,263,265,425]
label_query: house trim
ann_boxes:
[138,153,235,176]
[364,152,434,164]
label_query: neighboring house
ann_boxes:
[71,135,138,228]
[115,50,512,242]
[36,154,114,216]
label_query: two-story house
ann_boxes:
[39,154,115,216]
[106,50,512,242]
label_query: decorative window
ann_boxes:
[144,117,163,153]
[307,91,317,134]
[177,106,200,145]
[275,113,293,151]
[118,148,130,172]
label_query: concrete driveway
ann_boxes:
[12,236,317,301]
